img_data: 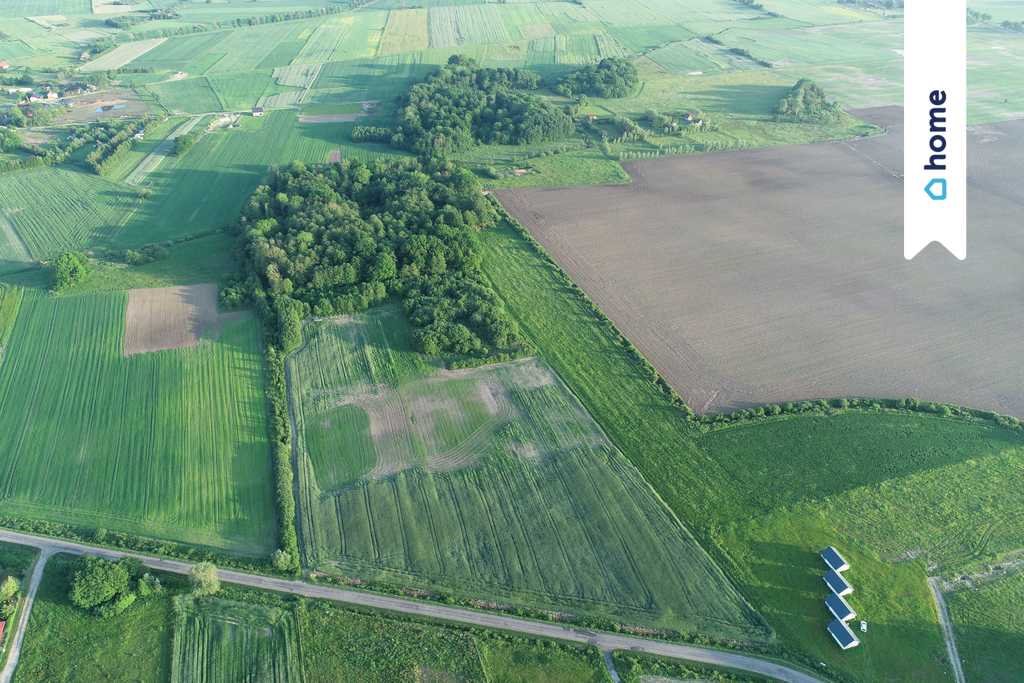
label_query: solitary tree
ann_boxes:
[0,576,19,602]
[190,562,220,596]
[69,557,130,609]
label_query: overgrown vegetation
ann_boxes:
[238,157,525,360]
[614,651,767,681]
[775,79,844,123]
[392,55,575,157]
[69,556,163,618]
[554,57,639,98]
[51,251,89,291]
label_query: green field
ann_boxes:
[15,553,178,683]
[0,289,275,553]
[947,572,1024,683]
[171,596,301,683]
[289,307,764,639]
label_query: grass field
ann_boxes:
[378,9,429,55]
[479,638,608,683]
[0,289,275,553]
[613,651,766,682]
[289,307,764,639]
[947,572,1024,683]
[16,553,178,683]
[171,596,301,683]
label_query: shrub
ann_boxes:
[190,562,220,596]
[70,557,130,610]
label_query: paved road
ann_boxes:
[0,529,821,683]
[928,577,967,683]
[0,549,51,683]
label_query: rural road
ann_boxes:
[928,577,967,683]
[0,529,821,683]
[124,115,203,186]
[0,548,51,683]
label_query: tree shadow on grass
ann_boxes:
[691,84,791,117]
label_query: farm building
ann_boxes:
[826,592,856,622]
[824,569,853,596]
[821,546,849,572]
[251,106,264,117]
[0,61,9,71]
[827,619,861,650]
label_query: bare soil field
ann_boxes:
[123,283,221,356]
[59,89,150,123]
[497,107,1024,416]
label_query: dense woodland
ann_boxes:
[775,79,844,123]
[239,158,524,360]
[392,56,575,157]
[554,57,639,98]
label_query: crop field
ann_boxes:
[288,307,764,638]
[171,596,301,683]
[0,289,275,552]
[80,37,166,72]
[428,5,513,47]
[0,0,89,16]
[497,110,1024,419]
[148,76,223,113]
[378,9,429,55]
[0,166,139,261]
[947,572,1024,683]
[207,71,276,111]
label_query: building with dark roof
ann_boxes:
[824,569,853,596]
[826,592,856,622]
[827,619,860,649]
[821,546,849,572]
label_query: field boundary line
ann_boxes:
[928,577,966,683]
[0,528,824,683]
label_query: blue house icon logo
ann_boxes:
[925,178,947,201]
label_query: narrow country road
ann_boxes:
[0,548,51,683]
[124,115,204,186]
[0,529,821,683]
[928,577,967,683]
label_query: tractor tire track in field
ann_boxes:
[928,577,967,683]
[0,529,823,683]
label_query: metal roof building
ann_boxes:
[824,569,853,596]
[826,592,856,622]
[821,546,849,572]
[827,619,861,649]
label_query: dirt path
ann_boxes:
[0,549,51,683]
[928,577,966,683]
[124,116,203,186]
[0,528,821,683]
[603,650,622,683]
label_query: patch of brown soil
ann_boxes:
[123,283,219,356]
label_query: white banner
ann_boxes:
[903,0,967,260]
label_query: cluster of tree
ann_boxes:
[727,47,773,68]
[775,79,844,123]
[0,126,21,153]
[553,57,639,98]
[69,557,163,618]
[967,8,992,24]
[1002,20,1024,32]
[732,0,766,11]
[108,242,170,266]
[837,0,902,7]
[350,125,392,143]
[392,56,574,156]
[85,117,151,175]
[104,8,179,28]
[173,129,201,156]
[52,251,89,291]
[0,121,132,173]
[0,72,34,87]
[238,157,525,359]
[0,102,61,129]
[0,575,19,621]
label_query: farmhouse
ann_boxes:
[824,569,853,596]
[827,619,861,650]
[821,546,849,572]
[826,592,856,622]
[251,106,264,117]
[0,61,9,70]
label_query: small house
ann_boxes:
[0,61,10,71]
[825,592,856,622]
[133,132,145,140]
[821,546,849,573]
[827,619,860,650]
[824,569,853,597]
[251,106,264,117]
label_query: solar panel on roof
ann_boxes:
[821,546,850,572]
[824,569,853,596]
[826,592,856,622]
[827,619,860,649]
